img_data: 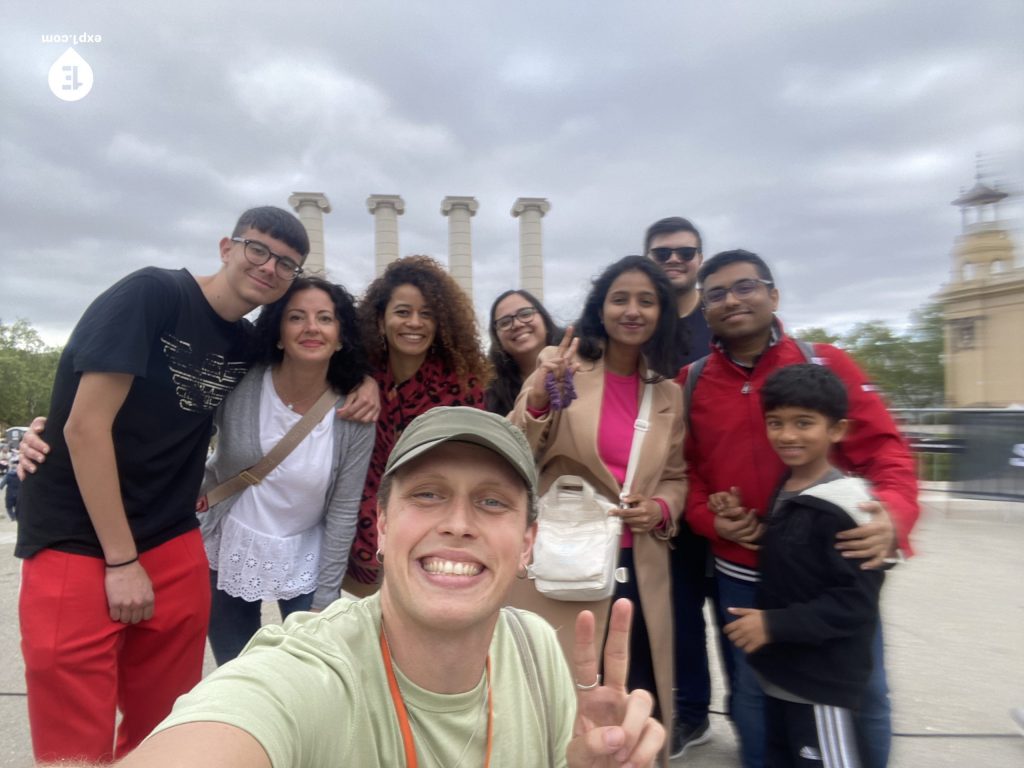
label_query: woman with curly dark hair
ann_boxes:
[346,255,491,589]
[509,256,686,760]
[199,277,375,664]
[484,289,561,415]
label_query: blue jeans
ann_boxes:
[714,571,765,768]
[207,569,314,666]
[670,521,712,725]
[856,623,891,768]
[716,571,893,768]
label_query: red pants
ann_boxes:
[19,529,210,763]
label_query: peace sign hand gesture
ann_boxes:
[527,326,580,411]
[566,599,665,767]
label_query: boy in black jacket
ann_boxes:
[721,364,883,767]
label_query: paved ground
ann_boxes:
[0,492,1021,766]
[676,492,1024,767]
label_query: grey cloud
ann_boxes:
[2,0,1021,348]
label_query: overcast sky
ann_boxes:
[4,1,1022,347]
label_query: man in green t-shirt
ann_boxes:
[62,407,664,767]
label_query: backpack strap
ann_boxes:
[795,338,817,364]
[505,607,555,765]
[684,339,816,426]
[682,354,710,426]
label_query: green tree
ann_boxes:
[841,320,916,404]
[0,319,62,428]
[794,326,840,345]
[792,302,945,408]
[904,301,945,406]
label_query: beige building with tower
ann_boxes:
[937,174,1024,407]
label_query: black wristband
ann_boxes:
[105,555,139,568]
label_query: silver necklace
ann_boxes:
[271,369,326,412]
[404,679,489,768]
[280,387,326,411]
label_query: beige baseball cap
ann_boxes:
[382,407,537,499]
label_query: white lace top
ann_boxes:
[206,368,333,602]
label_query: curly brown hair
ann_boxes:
[359,255,492,385]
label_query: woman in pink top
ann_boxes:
[509,255,686,764]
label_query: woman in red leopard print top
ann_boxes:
[345,256,491,589]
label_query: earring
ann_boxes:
[336,342,343,351]
[375,549,384,565]
[516,562,529,580]
[276,341,284,350]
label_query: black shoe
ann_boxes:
[669,717,711,759]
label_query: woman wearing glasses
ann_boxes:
[345,256,491,590]
[484,290,561,416]
[509,256,686,763]
[199,276,374,664]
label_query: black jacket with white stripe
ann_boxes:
[749,475,884,710]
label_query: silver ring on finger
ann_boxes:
[575,674,601,691]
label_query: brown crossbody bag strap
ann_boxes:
[204,387,338,508]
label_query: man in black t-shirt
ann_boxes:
[643,216,714,758]
[644,216,712,372]
[16,207,309,763]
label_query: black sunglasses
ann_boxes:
[649,246,700,263]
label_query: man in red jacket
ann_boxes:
[679,249,918,768]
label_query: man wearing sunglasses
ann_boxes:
[644,216,712,373]
[643,216,715,760]
[679,249,919,768]
[14,207,311,763]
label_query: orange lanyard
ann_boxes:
[380,629,493,768]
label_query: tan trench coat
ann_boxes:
[508,349,686,760]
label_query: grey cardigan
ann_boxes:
[199,365,375,610]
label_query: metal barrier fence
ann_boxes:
[892,408,1024,501]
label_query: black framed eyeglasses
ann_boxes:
[495,306,539,332]
[649,246,700,263]
[231,237,304,281]
[702,278,774,306]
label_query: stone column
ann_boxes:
[441,196,478,299]
[288,192,331,276]
[511,197,550,300]
[366,194,405,275]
